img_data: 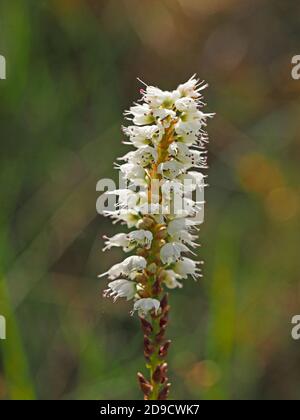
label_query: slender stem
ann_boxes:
[137,120,176,400]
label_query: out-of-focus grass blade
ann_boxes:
[0,275,35,400]
[204,201,244,400]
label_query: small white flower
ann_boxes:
[163,270,183,289]
[118,163,146,186]
[157,160,185,180]
[104,279,137,301]
[127,230,153,250]
[161,179,184,199]
[184,149,208,169]
[171,230,199,248]
[125,146,158,168]
[103,233,129,251]
[99,256,147,280]
[126,104,155,125]
[107,189,141,211]
[167,218,187,235]
[144,86,179,109]
[174,257,202,280]
[179,171,206,192]
[103,230,153,252]
[176,129,199,146]
[177,75,208,99]
[180,197,203,217]
[168,142,193,166]
[123,125,163,148]
[103,209,141,228]
[160,242,190,265]
[152,108,177,124]
[175,119,202,138]
[131,298,161,316]
[175,97,198,113]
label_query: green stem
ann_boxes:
[137,119,176,400]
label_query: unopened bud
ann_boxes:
[135,274,148,284]
[147,263,157,274]
[161,362,168,377]
[155,326,166,343]
[158,239,166,248]
[144,335,154,355]
[152,362,168,384]
[137,216,155,230]
[137,373,153,396]
[159,340,171,358]
[156,227,168,239]
[158,383,171,400]
[160,315,168,328]
[152,280,162,296]
[160,294,169,311]
[140,317,153,335]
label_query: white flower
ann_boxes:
[180,197,203,217]
[163,270,183,289]
[174,257,202,280]
[123,125,163,148]
[103,230,153,252]
[121,146,158,168]
[143,86,179,109]
[176,130,199,146]
[127,230,153,250]
[157,160,185,179]
[175,118,203,138]
[179,171,206,192]
[160,242,190,265]
[104,279,137,301]
[125,104,155,125]
[171,230,199,248]
[103,209,141,228]
[103,233,129,251]
[177,75,208,99]
[167,218,187,235]
[161,179,184,199]
[175,97,198,113]
[152,108,177,124]
[184,149,208,169]
[106,189,140,210]
[99,256,147,280]
[131,298,161,316]
[118,163,146,186]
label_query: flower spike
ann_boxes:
[100,75,213,399]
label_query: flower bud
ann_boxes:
[140,317,153,335]
[160,314,168,328]
[160,294,169,311]
[135,273,148,284]
[159,340,171,358]
[137,372,153,397]
[158,383,171,400]
[152,363,167,383]
[144,335,154,355]
[137,216,155,230]
[152,279,162,296]
[156,227,168,240]
[147,263,157,274]
[155,326,166,343]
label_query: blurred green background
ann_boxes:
[0,0,300,400]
